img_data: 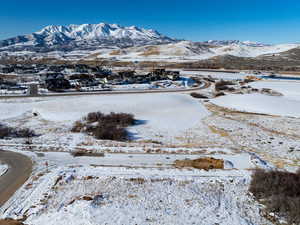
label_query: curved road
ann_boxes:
[0,150,32,207]
[0,81,210,99]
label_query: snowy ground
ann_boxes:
[203,103,300,172]
[211,80,300,118]
[210,93,300,118]
[181,70,253,80]
[0,93,209,145]
[251,80,300,101]
[1,76,300,225]
[24,174,271,225]
[1,150,272,225]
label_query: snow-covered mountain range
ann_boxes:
[84,40,300,62]
[0,23,176,51]
[203,40,269,47]
[0,22,299,62]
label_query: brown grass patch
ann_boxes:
[139,47,160,56]
[82,196,93,201]
[208,126,229,137]
[174,157,224,170]
[128,194,138,198]
[0,219,25,225]
[109,50,121,56]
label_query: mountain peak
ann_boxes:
[0,22,177,51]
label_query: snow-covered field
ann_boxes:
[0,93,209,144]
[251,80,300,101]
[211,80,300,118]
[211,93,300,118]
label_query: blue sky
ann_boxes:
[1,0,300,43]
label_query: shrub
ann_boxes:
[70,150,86,157]
[16,128,35,138]
[71,121,85,133]
[244,78,255,83]
[190,92,208,99]
[249,169,300,224]
[215,85,228,91]
[227,87,235,92]
[0,125,10,138]
[0,124,36,139]
[215,92,226,97]
[99,112,135,127]
[84,112,104,123]
[71,112,135,141]
[94,124,128,141]
[215,80,235,91]
[70,150,105,157]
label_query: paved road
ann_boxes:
[0,150,32,207]
[0,81,210,99]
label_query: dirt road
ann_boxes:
[0,150,32,207]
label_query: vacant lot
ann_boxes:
[0,93,209,142]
